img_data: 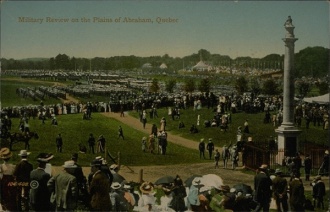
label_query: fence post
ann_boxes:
[139,169,144,183]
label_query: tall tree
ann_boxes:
[263,79,279,95]
[235,76,248,95]
[165,79,177,93]
[149,78,160,93]
[183,79,195,93]
[198,78,211,93]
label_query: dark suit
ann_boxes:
[29,168,51,211]
[254,171,272,211]
[13,159,33,210]
[289,178,305,211]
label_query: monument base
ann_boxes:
[275,126,302,166]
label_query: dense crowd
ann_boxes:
[0,147,328,212]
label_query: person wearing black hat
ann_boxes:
[56,133,63,153]
[71,153,88,206]
[13,150,33,211]
[289,173,305,211]
[87,133,95,154]
[272,169,288,212]
[253,164,272,211]
[29,153,52,211]
[304,154,312,181]
[89,159,111,211]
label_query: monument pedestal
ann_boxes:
[275,125,301,165]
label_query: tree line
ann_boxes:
[1,47,329,78]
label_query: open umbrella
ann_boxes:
[154,175,175,185]
[200,174,223,191]
[112,173,126,183]
[233,183,253,195]
[184,174,202,187]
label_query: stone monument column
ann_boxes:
[275,16,301,162]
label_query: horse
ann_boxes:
[9,132,39,150]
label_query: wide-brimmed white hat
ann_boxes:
[111,182,122,190]
[62,160,77,169]
[18,150,31,157]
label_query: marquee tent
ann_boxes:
[303,93,330,104]
[193,61,209,71]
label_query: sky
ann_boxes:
[1,1,329,60]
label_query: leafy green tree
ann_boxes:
[165,79,177,93]
[235,76,248,95]
[316,81,329,95]
[149,78,160,93]
[183,79,195,93]
[198,78,211,93]
[250,78,262,97]
[263,79,279,95]
[296,80,311,98]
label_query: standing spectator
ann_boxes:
[222,145,230,169]
[30,153,53,211]
[199,138,206,159]
[214,149,220,169]
[272,169,288,212]
[151,124,158,138]
[88,133,96,154]
[304,154,312,181]
[89,159,112,211]
[170,175,187,212]
[292,152,302,178]
[138,181,156,211]
[141,137,147,152]
[148,134,155,154]
[13,149,33,211]
[311,175,326,210]
[231,145,239,170]
[206,138,215,160]
[0,148,18,211]
[120,104,125,117]
[118,126,124,140]
[142,110,147,129]
[97,135,106,153]
[47,160,78,211]
[71,153,87,204]
[253,164,272,211]
[56,133,63,153]
[243,119,249,134]
[160,117,166,131]
[289,173,305,211]
[319,150,329,176]
[110,182,129,211]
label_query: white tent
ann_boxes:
[303,93,330,104]
[193,61,209,71]
[159,63,167,69]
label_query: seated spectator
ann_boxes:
[178,121,185,129]
[189,124,198,134]
[204,120,211,128]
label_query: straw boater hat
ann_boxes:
[192,177,203,186]
[248,137,253,142]
[200,138,204,142]
[111,182,122,190]
[208,138,212,142]
[275,168,283,175]
[0,147,12,159]
[325,150,329,155]
[62,160,77,169]
[259,164,268,170]
[36,153,54,163]
[140,181,154,194]
[18,149,31,157]
[314,175,322,181]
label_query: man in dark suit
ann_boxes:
[89,159,112,211]
[272,169,288,212]
[29,153,52,211]
[47,160,78,211]
[253,164,272,211]
[13,150,34,211]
